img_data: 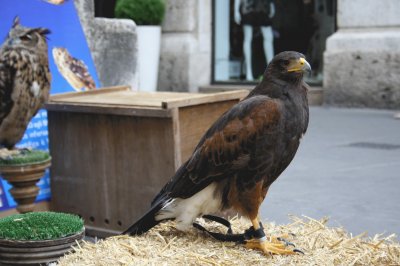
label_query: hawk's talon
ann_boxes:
[294,248,305,255]
[276,237,295,247]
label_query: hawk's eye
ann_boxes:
[20,34,32,41]
[282,60,290,66]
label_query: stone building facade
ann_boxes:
[79,0,400,109]
[158,0,212,92]
[158,0,400,109]
[324,0,400,108]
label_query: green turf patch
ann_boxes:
[0,149,50,166]
[0,212,84,241]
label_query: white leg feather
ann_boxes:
[156,183,222,231]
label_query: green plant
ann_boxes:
[0,149,50,166]
[0,212,84,241]
[115,0,166,25]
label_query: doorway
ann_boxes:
[213,0,337,85]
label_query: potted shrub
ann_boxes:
[0,212,84,265]
[0,150,51,213]
[115,0,166,92]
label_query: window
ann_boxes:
[212,0,336,85]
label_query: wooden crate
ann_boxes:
[45,86,248,237]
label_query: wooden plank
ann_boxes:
[49,88,247,110]
[49,90,195,108]
[51,89,181,104]
[45,102,173,118]
[51,91,163,107]
[50,85,131,100]
[162,90,248,109]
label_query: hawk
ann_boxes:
[0,17,51,150]
[124,51,311,255]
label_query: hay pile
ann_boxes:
[57,216,400,265]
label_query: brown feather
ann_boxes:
[0,19,50,148]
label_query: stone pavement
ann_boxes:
[260,106,400,239]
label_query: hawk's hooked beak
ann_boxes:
[287,57,312,73]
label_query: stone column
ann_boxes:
[323,0,400,108]
[158,0,212,92]
[74,0,139,90]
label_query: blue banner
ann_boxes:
[0,0,100,210]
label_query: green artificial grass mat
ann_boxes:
[0,149,50,166]
[0,212,84,241]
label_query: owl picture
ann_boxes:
[42,0,67,5]
[53,47,96,91]
[0,17,51,154]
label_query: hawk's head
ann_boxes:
[266,51,311,83]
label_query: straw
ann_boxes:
[57,216,400,266]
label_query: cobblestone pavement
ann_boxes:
[260,106,400,239]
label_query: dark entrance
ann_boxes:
[214,0,337,84]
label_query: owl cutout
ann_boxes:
[53,47,96,91]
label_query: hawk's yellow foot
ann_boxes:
[245,238,299,255]
[246,218,303,255]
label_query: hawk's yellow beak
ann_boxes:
[287,57,311,73]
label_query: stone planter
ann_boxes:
[0,158,51,213]
[0,230,84,265]
[137,25,161,92]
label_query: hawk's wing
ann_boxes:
[152,95,283,204]
[0,58,16,125]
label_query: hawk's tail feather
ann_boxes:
[151,162,188,207]
[122,200,165,235]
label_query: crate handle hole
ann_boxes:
[105,219,110,224]
[89,216,95,223]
